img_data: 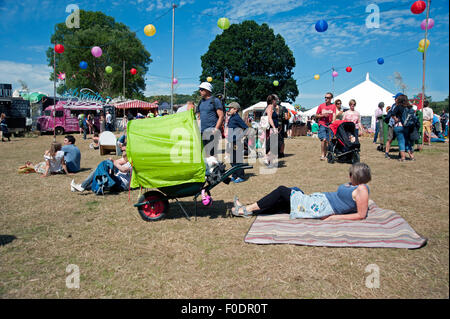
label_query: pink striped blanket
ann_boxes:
[244,201,427,249]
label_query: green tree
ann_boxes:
[47,10,152,99]
[200,20,298,109]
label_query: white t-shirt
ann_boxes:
[106,113,112,124]
[44,150,65,173]
[116,162,132,189]
[423,107,433,121]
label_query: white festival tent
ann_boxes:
[303,73,395,130]
[243,101,304,117]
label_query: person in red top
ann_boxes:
[316,92,337,160]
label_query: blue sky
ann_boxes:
[0,0,448,109]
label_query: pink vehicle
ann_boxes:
[37,101,103,135]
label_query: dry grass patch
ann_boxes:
[0,133,448,298]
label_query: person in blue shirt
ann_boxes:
[232,162,371,220]
[62,135,81,173]
[196,82,224,157]
[226,102,249,183]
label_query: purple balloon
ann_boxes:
[91,46,103,58]
[420,18,434,30]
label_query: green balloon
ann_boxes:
[417,47,425,53]
[273,80,279,86]
[105,66,113,73]
[217,17,230,30]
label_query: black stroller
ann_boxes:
[326,120,360,164]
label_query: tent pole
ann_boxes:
[53,37,56,142]
[421,0,431,148]
[170,3,177,113]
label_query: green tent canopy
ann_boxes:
[20,92,47,103]
[127,109,205,189]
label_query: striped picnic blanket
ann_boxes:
[244,201,427,249]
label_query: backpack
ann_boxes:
[91,160,119,195]
[402,108,418,128]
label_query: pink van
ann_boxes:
[37,101,103,135]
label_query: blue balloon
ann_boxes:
[315,20,328,32]
[79,61,88,69]
[377,58,384,65]
[234,75,240,82]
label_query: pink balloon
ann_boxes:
[91,46,103,58]
[173,78,178,84]
[332,71,338,77]
[420,18,434,30]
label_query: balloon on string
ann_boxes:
[54,44,65,54]
[417,46,425,53]
[91,46,102,58]
[173,78,178,84]
[79,61,88,69]
[419,38,430,49]
[130,68,137,75]
[234,75,240,82]
[273,80,279,86]
[346,66,352,73]
[377,57,384,65]
[420,18,434,30]
[315,20,328,32]
[144,24,156,36]
[105,66,113,74]
[314,74,320,80]
[207,77,213,82]
[410,1,426,14]
[217,18,230,30]
[332,71,338,77]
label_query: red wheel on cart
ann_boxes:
[137,191,169,221]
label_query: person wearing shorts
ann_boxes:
[316,92,336,160]
[422,100,433,146]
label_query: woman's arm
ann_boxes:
[267,105,276,129]
[322,185,369,221]
[113,159,131,173]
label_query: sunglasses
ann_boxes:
[325,96,332,99]
[199,88,206,92]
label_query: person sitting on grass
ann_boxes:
[70,150,131,193]
[31,142,71,177]
[232,162,371,221]
[90,133,100,149]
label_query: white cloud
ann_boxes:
[0,61,53,95]
[225,0,305,19]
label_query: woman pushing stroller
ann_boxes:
[232,162,371,221]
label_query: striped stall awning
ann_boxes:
[113,100,158,109]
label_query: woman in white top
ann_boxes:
[32,142,70,177]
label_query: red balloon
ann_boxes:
[130,68,137,75]
[54,44,65,54]
[346,66,352,73]
[411,1,426,14]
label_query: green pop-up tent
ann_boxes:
[126,109,205,189]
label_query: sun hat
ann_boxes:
[199,82,213,92]
[228,102,240,110]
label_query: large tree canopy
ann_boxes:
[46,10,151,98]
[200,20,298,108]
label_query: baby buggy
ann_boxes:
[326,120,360,164]
[127,110,251,221]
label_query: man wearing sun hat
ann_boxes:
[197,82,225,157]
[227,102,248,183]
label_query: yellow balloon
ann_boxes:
[314,74,320,80]
[144,24,156,37]
[419,38,430,49]
[207,77,213,82]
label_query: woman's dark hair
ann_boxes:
[396,95,410,107]
[266,94,279,105]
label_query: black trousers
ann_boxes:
[256,186,292,214]
[230,139,245,179]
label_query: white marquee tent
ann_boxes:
[303,73,395,130]
[243,101,303,117]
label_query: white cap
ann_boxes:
[199,82,213,92]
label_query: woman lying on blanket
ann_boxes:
[232,162,371,221]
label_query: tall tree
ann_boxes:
[46,10,152,98]
[200,20,298,108]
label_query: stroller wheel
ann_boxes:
[137,191,169,221]
[352,152,360,164]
